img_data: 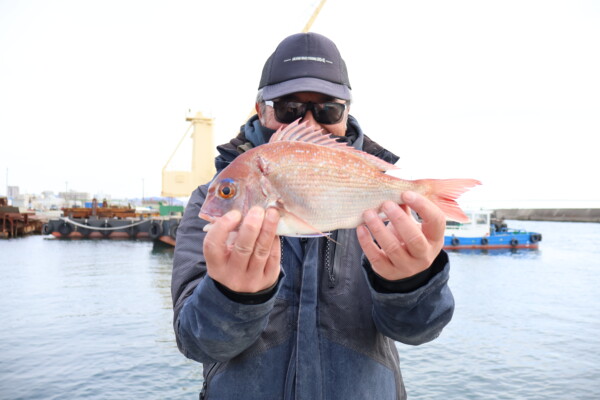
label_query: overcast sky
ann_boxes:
[1,0,598,208]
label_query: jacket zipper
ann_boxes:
[199,363,219,400]
[323,233,337,288]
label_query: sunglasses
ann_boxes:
[265,100,347,125]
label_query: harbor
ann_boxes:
[2,220,599,399]
[1,111,211,244]
[1,195,183,246]
[1,0,599,399]
[1,108,597,397]
[4,189,599,252]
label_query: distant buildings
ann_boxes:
[7,185,92,210]
[58,190,91,204]
[10,190,68,211]
[7,186,19,199]
[3,185,182,211]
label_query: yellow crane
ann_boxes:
[161,0,327,198]
[161,111,215,197]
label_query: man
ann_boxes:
[172,32,454,400]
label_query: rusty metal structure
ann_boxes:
[61,198,159,219]
[0,197,43,238]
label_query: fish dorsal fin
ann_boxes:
[269,119,350,151]
[269,119,398,172]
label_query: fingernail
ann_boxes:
[403,191,416,203]
[249,207,264,219]
[363,210,377,222]
[356,225,363,236]
[266,208,279,222]
[382,201,395,213]
[225,210,241,222]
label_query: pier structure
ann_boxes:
[494,208,600,223]
[0,197,43,238]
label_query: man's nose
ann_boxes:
[301,109,317,125]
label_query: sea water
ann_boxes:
[0,220,599,399]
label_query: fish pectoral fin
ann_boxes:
[285,232,334,239]
[278,209,337,242]
[259,175,281,201]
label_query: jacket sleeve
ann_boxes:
[361,251,455,345]
[171,185,281,363]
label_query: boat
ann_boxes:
[444,210,542,250]
[41,200,184,246]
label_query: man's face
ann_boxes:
[257,91,350,137]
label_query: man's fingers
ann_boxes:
[203,209,242,256]
[248,208,280,272]
[356,224,387,266]
[401,191,446,242]
[262,234,282,285]
[377,202,427,262]
[360,208,410,268]
[229,207,265,269]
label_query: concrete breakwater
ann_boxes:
[494,208,600,223]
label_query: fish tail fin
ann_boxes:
[413,179,481,223]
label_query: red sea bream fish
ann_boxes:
[199,121,480,236]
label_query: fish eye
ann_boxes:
[218,179,236,199]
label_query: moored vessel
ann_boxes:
[444,210,542,250]
[42,201,183,246]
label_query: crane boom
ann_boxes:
[302,0,327,33]
[163,0,329,197]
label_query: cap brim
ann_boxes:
[262,77,351,101]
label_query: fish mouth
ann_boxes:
[199,213,216,232]
[199,212,215,223]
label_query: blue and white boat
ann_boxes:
[444,210,542,250]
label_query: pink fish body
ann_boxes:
[200,121,480,236]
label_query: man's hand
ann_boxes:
[356,191,446,281]
[203,207,281,293]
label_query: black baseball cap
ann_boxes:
[258,32,352,101]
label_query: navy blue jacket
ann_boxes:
[172,116,455,399]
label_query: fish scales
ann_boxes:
[263,142,408,231]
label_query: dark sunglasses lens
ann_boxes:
[274,102,306,124]
[272,101,345,124]
[313,103,345,124]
